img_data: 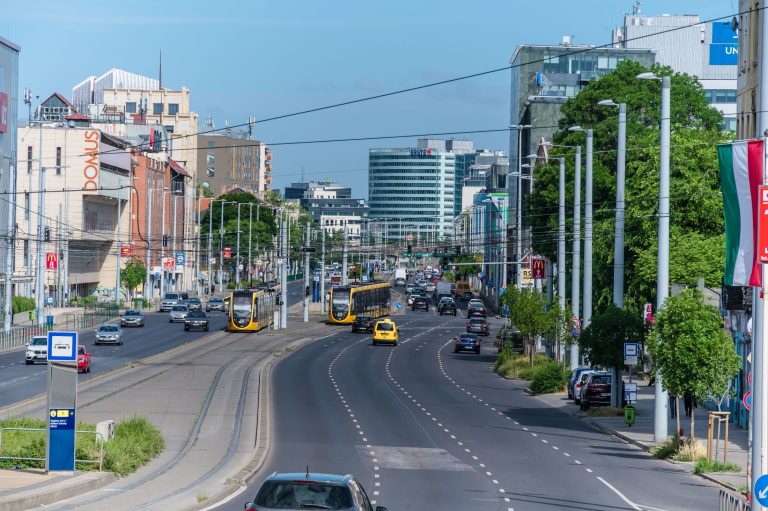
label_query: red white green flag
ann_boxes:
[718,140,763,287]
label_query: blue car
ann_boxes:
[454,332,481,354]
[568,367,593,400]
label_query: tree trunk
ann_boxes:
[529,335,534,367]
[690,406,695,443]
[675,397,681,438]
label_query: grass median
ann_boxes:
[0,415,164,476]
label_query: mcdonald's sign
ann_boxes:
[531,258,545,279]
[46,252,58,270]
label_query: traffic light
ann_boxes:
[407,244,412,256]
[162,234,168,248]
[44,227,50,242]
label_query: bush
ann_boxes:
[651,435,680,459]
[495,352,549,379]
[12,295,35,314]
[103,416,164,476]
[530,361,569,394]
[132,298,151,309]
[694,458,741,474]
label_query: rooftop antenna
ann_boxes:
[632,0,641,15]
[247,116,255,138]
[204,115,214,130]
[159,49,163,90]
[23,87,32,123]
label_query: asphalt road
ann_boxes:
[223,302,721,511]
[0,281,305,410]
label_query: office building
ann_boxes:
[368,139,455,242]
[0,36,19,308]
[198,128,271,198]
[613,13,738,130]
[284,181,368,242]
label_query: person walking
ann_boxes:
[684,391,696,417]
[669,393,677,419]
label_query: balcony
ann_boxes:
[265,176,272,185]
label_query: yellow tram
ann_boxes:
[328,282,391,324]
[227,288,278,332]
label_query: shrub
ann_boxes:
[694,458,741,474]
[651,435,680,459]
[495,352,549,380]
[530,360,569,394]
[103,416,164,476]
[12,295,35,314]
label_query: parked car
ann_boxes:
[160,292,180,312]
[580,372,613,410]
[95,324,123,345]
[184,310,210,331]
[567,367,593,400]
[466,317,490,336]
[206,297,225,312]
[454,332,481,354]
[187,297,202,311]
[437,297,457,316]
[25,335,48,364]
[573,370,595,404]
[244,472,389,511]
[372,319,398,346]
[169,304,189,323]
[352,315,374,333]
[77,344,91,373]
[121,309,145,327]
[411,296,430,311]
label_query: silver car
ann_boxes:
[169,304,189,323]
[25,335,48,364]
[159,293,180,312]
[95,324,123,345]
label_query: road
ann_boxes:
[221,300,721,511]
[0,281,305,410]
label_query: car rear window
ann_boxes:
[255,481,353,509]
[591,375,610,385]
[376,322,394,331]
[187,311,206,318]
[164,294,179,300]
[172,305,187,311]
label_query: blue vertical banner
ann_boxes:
[710,21,738,65]
[48,408,76,471]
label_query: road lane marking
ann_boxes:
[596,476,642,511]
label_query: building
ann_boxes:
[198,129,271,198]
[284,181,368,242]
[613,13,738,130]
[0,36,19,314]
[446,139,475,217]
[368,139,456,243]
[737,0,761,140]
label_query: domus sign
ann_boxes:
[82,130,99,190]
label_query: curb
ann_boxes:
[0,472,116,511]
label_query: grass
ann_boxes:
[197,491,209,503]
[694,458,742,474]
[650,435,708,462]
[0,415,164,476]
[495,352,549,380]
[585,407,626,417]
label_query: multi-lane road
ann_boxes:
[221,299,721,511]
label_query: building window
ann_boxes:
[56,147,62,175]
[152,103,163,115]
[23,239,28,262]
[125,102,137,113]
[24,192,29,220]
[168,103,179,115]
[164,125,174,134]
[27,146,32,173]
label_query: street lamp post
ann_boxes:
[568,127,593,334]
[557,157,566,362]
[236,203,242,289]
[509,124,532,289]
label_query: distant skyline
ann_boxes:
[2,1,734,199]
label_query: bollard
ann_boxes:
[624,405,636,427]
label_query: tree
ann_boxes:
[501,286,562,366]
[528,60,726,310]
[121,258,146,300]
[579,305,645,407]
[647,290,740,442]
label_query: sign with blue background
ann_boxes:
[175,252,186,266]
[48,408,76,471]
[710,22,738,65]
[47,332,77,362]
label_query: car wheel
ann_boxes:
[475,348,480,354]
[95,341,100,346]
[372,340,377,346]
[25,360,32,365]
[184,326,189,331]
[169,319,173,323]
[205,326,209,332]
[119,341,123,346]
[453,312,456,316]
[454,348,459,353]
[580,399,588,411]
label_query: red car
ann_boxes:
[77,344,91,373]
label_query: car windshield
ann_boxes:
[187,311,206,319]
[172,305,187,311]
[232,294,252,319]
[30,337,46,346]
[78,346,85,355]
[163,294,179,301]
[125,310,141,317]
[376,322,394,331]
[100,325,119,332]
[255,481,353,509]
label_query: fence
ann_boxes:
[720,489,749,511]
[0,427,105,471]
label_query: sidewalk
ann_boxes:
[534,377,749,493]
[0,319,333,511]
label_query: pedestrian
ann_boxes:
[684,391,696,417]
[669,393,677,419]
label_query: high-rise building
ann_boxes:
[613,13,737,130]
[0,36,19,307]
[198,132,270,198]
[284,181,368,242]
[368,139,455,242]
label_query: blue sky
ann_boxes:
[2,0,734,199]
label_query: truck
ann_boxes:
[436,281,452,299]
[394,268,407,286]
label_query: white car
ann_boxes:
[425,283,436,293]
[95,324,124,345]
[468,299,485,308]
[25,335,48,364]
[169,304,189,323]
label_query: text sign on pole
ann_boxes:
[46,252,58,270]
[758,186,768,263]
[532,258,545,279]
[223,247,232,259]
[624,342,638,366]
[47,332,77,362]
[48,408,76,471]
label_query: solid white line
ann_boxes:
[596,476,641,511]
[199,484,248,511]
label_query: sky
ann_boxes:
[2,0,735,199]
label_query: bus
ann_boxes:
[328,282,391,324]
[227,289,278,332]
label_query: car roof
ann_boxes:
[265,472,353,484]
[458,332,479,338]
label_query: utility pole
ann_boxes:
[280,216,288,329]
[583,129,593,332]
[219,202,225,290]
[172,194,178,292]
[303,222,310,323]
[342,222,349,286]
[248,203,253,286]
[613,102,627,308]
[160,189,167,300]
[236,203,241,289]
[557,157,566,362]
[116,196,121,306]
[145,187,153,302]
[207,199,213,295]
[570,145,581,370]
[35,161,45,327]
[3,156,16,333]
[321,227,326,314]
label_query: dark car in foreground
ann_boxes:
[579,372,612,410]
[437,297,457,316]
[411,296,430,311]
[454,332,481,353]
[121,309,145,327]
[245,472,389,511]
[184,310,210,331]
[351,315,374,333]
[466,317,489,336]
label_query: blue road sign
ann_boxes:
[754,474,768,505]
[47,332,77,362]
[396,302,402,310]
[175,252,186,266]
[49,408,76,471]
[501,305,510,318]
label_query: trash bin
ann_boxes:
[624,405,636,427]
[46,315,54,328]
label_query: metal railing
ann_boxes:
[0,427,105,471]
[0,324,51,351]
[720,489,749,511]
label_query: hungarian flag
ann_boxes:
[718,140,763,287]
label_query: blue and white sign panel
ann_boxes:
[175,252,186,267]
[49,408,76,471]
[47,332,77,362]
[710,22,738,66]
[754,474,768,505]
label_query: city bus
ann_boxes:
[227,289,278,332]
[328,282,391,324]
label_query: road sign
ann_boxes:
[759,186,768,263]
[532,258,545,279]
[120,244,132,257]
[624,342,638,366]
[396,302,402,310]
[643,303,653,323]
[223,247,232,259]
[47,331,77,362]
[46,252,58,270]
[624,382,638,403]
[175,252,186,267]
[49,408,76,471]
[501,305,510,318]
[754,472,768,505]
[163,257,175,271]
[745,391,752,411]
